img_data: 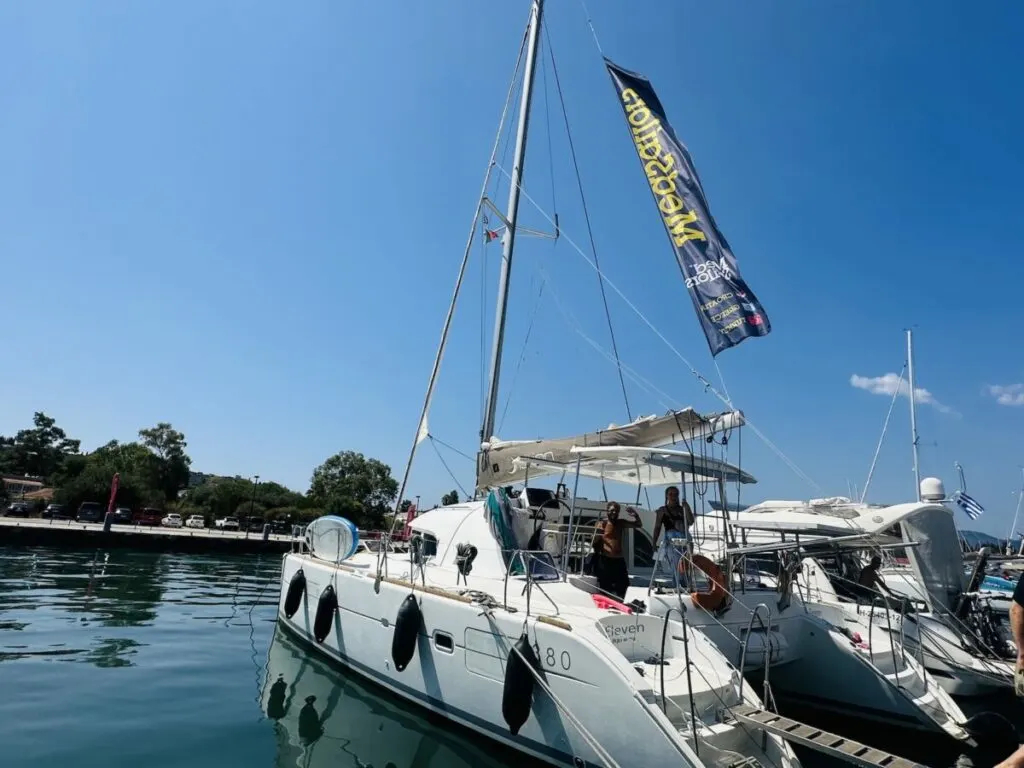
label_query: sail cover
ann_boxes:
[899,504,966,614]
[605,58,771,357]
[476,408,743,489]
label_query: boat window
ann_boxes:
[632,529,655,568]
[433,631,454,653]
[420,533,438,559]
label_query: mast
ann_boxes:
[1008,467,1024,554]
[480,0,545,449]
[906,328,922,501]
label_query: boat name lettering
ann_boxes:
[619,88,707,248]
[602,623,645,645]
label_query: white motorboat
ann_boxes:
[701,490,1016,697]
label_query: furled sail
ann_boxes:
[476,407,743,490]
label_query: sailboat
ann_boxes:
[273,2,803,767]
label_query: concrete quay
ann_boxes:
[0,517,293,555]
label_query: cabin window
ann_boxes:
[433,631,454,653]
[632,529,655,568]
[420,533,438,559]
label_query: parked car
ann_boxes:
[4,502,31,517]
[113,507,133,524]
[76,502,104,523]
[185,515,205,529]
[215,517,240,531]
[161,513,183,528]
[43,503,72,520]
[134,507,163,526]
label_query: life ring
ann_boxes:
[680,554,727,611]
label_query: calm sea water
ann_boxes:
[0,545,1016,768]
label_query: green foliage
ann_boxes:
[0,412,81,480]
[138,423,191,500]
[441,489,459,506]
[56,441,165,514]
[308,451,398,529]
[178,476,311,522]
[5,411,405,532]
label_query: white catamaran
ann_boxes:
[272,3,953,767]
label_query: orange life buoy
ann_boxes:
[680,554,727,612]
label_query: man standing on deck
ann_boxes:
[1010,573,1024,696]
[597,501,642,601]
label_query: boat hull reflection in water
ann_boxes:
[261,624,521,768]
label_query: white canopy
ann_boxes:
[476,408,745,489]
[487,443,755,488]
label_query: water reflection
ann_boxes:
[260,626,527,768]
[0,547,278,670]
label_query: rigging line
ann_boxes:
[495,163,823,493]
[540,32,557,220]
[861,363,907,502]
[576,0,605,55]
[429,434,476,463]
[429,437,470,500]
[389,22,529,533]
[539,266,677,411]
[545,25,632,422]
[712,358,733,406]
[497,279,546,435]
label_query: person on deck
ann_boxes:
[1010,573,1024,696]
[597,501,642,601]
[855,555,895,601]
[652,486,695,580]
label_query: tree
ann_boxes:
[55,441,163,514]
[308,451,398,529]
[0,412,81,480]
[441,489,459,506]
[138,423,192,501]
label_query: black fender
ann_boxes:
[391,593,422,672]
[502,632,540,735]
[283,569,306,619]
[313,584,338,644]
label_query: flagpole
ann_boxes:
[906,328,922,501]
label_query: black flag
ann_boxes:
[606,58,771,357]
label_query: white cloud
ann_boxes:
[850,373,954,414]
[985,383,1024,407]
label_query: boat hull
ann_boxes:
[275,552,707,768]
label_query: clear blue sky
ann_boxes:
[2,2,1022,535]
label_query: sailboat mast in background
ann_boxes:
[906,328,922,500]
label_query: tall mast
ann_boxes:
[480,0,545,446]
[906,328,922,500]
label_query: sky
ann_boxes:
[2,1,1022,536]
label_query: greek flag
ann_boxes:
[953,490,985,521]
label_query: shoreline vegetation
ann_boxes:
[0,412,459,530]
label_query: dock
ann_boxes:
[0,517,292,555]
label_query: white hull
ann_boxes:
[804,561,1014,697]
[276,543,798,768]
[643,586,968,738]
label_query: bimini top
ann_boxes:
[477,407,745,488]
[498,443,756,488]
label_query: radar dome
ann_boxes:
[920,477,946,502]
